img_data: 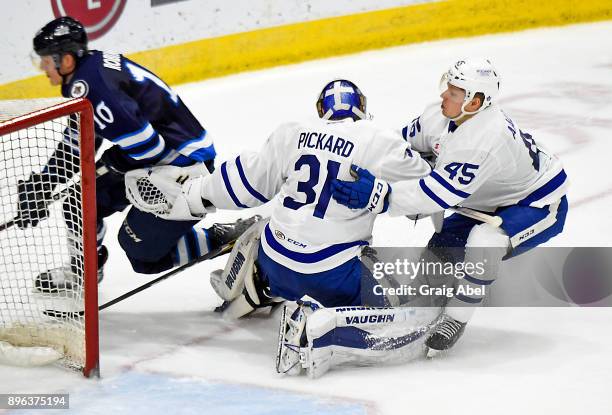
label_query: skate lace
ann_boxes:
[437,319,463,339]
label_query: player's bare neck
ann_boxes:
[454,113,475,127]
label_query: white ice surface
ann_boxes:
[2,21,612,415]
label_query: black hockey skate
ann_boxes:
[208,215,263,248]
[426,314,467,357]
[34,245,108,294]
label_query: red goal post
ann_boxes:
[0,98,99,377]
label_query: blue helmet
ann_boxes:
[316,79,367,121]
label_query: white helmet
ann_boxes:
[441,58,501,119]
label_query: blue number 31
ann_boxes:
[283,154,340,219]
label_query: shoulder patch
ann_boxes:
[70,80,89,98]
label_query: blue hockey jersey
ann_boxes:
[61,50,215,168]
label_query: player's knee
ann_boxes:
[464,224,510,277]
[465,223,510,249]
[117,219,165,263]
[125,254,173,274]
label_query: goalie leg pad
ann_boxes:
[277,305,440,378]
[218,272,283,319]
[276,301,320,376]
[210,218,268,301]
[210,218,282,319]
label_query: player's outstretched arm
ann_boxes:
[330,164,391,214]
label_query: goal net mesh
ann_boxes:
[0,98,96,373]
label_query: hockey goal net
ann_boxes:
[0,98,98,377]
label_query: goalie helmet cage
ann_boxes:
[0,98,99,377]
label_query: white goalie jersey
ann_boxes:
[394,103,569,215]
[200,118,431,273]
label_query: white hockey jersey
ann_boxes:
[394,103,568,215]
[200,118,431,273]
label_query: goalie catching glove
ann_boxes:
[125,164,216,220]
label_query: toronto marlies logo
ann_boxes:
[70,80,89,98]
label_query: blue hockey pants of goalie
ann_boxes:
[256,245,386,308]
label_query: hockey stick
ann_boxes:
[450,207,503,227]
[0,166,109,233]
[43,240,235,319]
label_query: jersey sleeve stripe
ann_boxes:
[235,156,270,203]
[128,136,166,160]
[186,145,216,162]
[157,149,198,166]
[121,131,158,151]
[220,161,249,208]
[176,130,215,158]
[419,178,450,209]
[263,224,367,264]
[518,169,567,206]
[463,273,494,286]
[112,123,155,147]
[454,293,483,304]
[430,170,471,198]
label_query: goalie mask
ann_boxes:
[316,79,367,121]
[440,58,501,120]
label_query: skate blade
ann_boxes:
[32,294,83,318]
[426,347,443,359]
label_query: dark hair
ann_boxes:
[473,92,485,108]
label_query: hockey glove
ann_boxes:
[125,164,215,220]
[16,173,53,229]
[98,145,135,177]
[330,164,391,214]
